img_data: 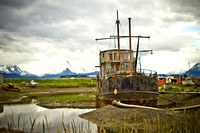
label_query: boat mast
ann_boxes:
[95,11,151,75]
[116,10,121,71]
[128,18,132,75]
[135,37,140,73]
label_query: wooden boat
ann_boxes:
[96,11,159,107]
[2,83,21,92]
[24,80,39,88]
[182,77,195,86]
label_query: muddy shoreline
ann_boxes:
[1,87,200,132]
[0,87,97,108]
[1,87,200,109]
[37,99,96,109]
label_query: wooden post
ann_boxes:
[128,18,132,76]
[0,74,3,85]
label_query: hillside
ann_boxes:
[185,62,200,76]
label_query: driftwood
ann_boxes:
[112,100,163,111]
[112,100,200,111]
[171,105,200,111]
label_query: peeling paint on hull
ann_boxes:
[97,75,159,107]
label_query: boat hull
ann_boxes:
[97,75,159,107]
[2,86,21,92]
[97,91,158,107]
[25,83,39,88]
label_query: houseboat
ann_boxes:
[96,11,159,107]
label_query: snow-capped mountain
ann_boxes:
[0,65,23,74]
[185,62,200,76]
[60,68,75,75]
[0,65,99,79]
[0,65,38,78]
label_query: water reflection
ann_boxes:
[0,104,97,132]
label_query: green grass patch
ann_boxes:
[39,94,95,102]
[3,78,97,88]
[165,83,198,92]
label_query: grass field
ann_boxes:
[3,78,97,88]
[0,78,97,103]
[159,83,200,92]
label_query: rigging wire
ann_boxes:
[108,38,111,49]
[131,19,139,36]
[119,21,129,49]
[148,38,151,51]
[119,23,125,35]
[131,19,137,50]
[112,23,117,49]
[148,37,157,72]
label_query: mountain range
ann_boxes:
[185,62,200,76]
[0,62,200,79]
[0,65,98,79]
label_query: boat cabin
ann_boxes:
[100,49,135,78]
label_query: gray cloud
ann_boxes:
[0,0,199,74]
[160,0,200,25]
[0,0,35,9]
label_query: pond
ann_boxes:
[0,104,97,132]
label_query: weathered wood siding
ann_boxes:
[101,75,158,94]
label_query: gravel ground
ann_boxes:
[80,105,176,132]
[80,94,200,132]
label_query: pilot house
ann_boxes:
[100,49,135,78]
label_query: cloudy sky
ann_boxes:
[0,0,200,75]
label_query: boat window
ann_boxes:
[111,64,114,73]
[116,64,119,71]
[121,63,124,70]
[109,54,112,60]
[120,53,123,61]
[128,52,130,60]
[124,52,128,61]
[105,63,109,74]
[125,63,130,70]
[114,53,117,60]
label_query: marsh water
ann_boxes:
[0,104,97,132]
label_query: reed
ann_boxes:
[2,108,200,133]
[29,117,36,133]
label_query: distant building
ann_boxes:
[60,74,97,79]
[60,75,88,78]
